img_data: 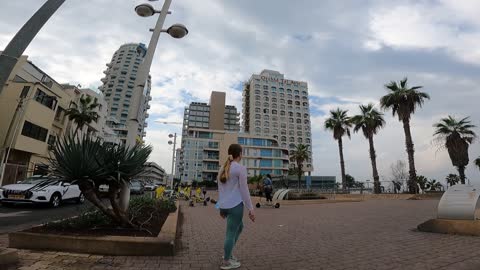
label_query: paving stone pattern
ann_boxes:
[3,200,480,270]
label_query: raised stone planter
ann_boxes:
[418,219,480,236]
[0,248,18,266]
[8,201,180,256]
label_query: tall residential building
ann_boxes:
[0,56,73,185]
[177,91,240,181]
[99,43,152,145]
[243,70,313,172]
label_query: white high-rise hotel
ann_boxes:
[99,43,152,145]
[243,70,313,172]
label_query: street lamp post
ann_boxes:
[168,133,177,188]
[126,0,188,146]
[0,0,65,95]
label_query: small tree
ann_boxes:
[48,135,152,227]
[445,174,461,187]
[426,179,443,191]
[416,175,428,191]
[345,174,355,188]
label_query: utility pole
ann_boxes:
[0,0,65,95]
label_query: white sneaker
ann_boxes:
[222,255,238,262]
[220,260,241,269]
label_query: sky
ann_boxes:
[1,0,480,187]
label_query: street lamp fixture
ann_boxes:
[168,140,173,145]
[135,3,157,17]
[166,23,188,38]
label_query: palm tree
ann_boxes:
[351,104,385,194]
[433,116,476,184]
[65,95,99,136]
[325,108,352,191]
[445,174,461,187]
[290,144,309,189]
[380,78,430,193]
[426,179,443,191]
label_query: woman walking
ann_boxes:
[217,144,255,269]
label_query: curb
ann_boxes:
[0,248,18,266]
[8,201,181,256]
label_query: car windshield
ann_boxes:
[131,182,141,187]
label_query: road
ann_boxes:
[0,201,88,234]
[0,192,155,234]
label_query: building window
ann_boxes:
[263,85,268,90]
[54,106,65,122]
[47,134,57,146]
[304,120,310,124]
[280,93,285,98]
[255,121,261,126]
[264,115,270,121]
[255,90,260,94]
[289,118,294,123]
[255,101,261,106]
[264,128,270,133]
[280,105,285,110]
[287,100,293,105]
[21,121,48,142]
[264,96,269,102]
[255,95,260,101]
[279,88,284,93]
[255,127,261,133]
[20,86,30,98]
[255,114,261,119]
[304,113,309,118]
[272,98,277,103]
[287,94,293,99]
[302,91,307,95]
[298,137,303,143]
[255,84,260,89]
[255,108,261,113]
[281,136,286,142]
[303,102,308,106]
[263,91,269,95]
[287,89,292,94]
[306,138,311,144]
[281,123,287,129]
[294,90,300,95]
[281,130,286,135]
[264,121,270,127]
[297,131,303,136]
[289,137,295,143]
[280,111,285,116]
[34,89,57,110]
[263,103,269,108]
[289,130,294,136]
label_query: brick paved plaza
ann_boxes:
[3,199,480,270]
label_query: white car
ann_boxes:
[0,176,84,207]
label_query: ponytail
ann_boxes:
[219,155,234,183]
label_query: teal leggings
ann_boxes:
[221,202,244,260]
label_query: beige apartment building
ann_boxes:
[0,56,72,185]
[243,69,313,172]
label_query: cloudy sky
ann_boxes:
[1,0,480,186]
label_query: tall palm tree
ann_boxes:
[65,95,99,136]
[380,78,430,193]
[433,116,476,184]
[351,104,385,194]
[290,144,309,189]
[325,108,352,191]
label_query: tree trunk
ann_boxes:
[297,162,302,189]
[338,137,347,192]
[402,119,417,194]
[118,181,131,212]
[78,183,119,223]
[457,166,466,184]
[368,135,381,194]
[108,185,135,227]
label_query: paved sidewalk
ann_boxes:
[3,200,480,270]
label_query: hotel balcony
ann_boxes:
[100,77,107,83]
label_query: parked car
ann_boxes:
[130,181,145,195]
[0,175,84,207]
[144,183,158,191]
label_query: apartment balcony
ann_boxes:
[148,96,152,101]
[100,77,107,83]
[147,104,151,109]
[203,166,220,172]
[145,113,149,118]
[106,63,112,68]
[144,122,148,128]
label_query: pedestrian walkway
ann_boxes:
[3,200,480,269]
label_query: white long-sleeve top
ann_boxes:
[217,161,254,211]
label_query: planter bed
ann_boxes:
[9,201,180,256]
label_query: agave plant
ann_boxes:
[48,134,152,226]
